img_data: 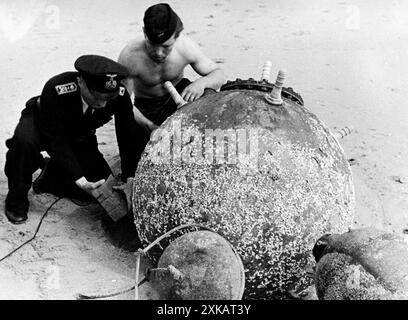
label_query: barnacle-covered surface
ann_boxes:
[152,230,245,300]
[314,228,408,299]
[133,88,355,299]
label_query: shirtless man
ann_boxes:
[118,3,225,164]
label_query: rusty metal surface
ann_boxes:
[221,78,304,106]
[132,86,355,299]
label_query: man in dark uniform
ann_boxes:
[4,55,139,224]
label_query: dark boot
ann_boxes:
[4,193,28,224]
[32,157,51,194]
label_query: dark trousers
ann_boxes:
[4,97,111,213]
[128,78,192,166]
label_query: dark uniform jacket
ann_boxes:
[37,71,138,182]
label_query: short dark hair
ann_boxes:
[144,3,183,44]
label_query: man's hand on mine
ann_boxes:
[181,81,205,102]
[75,176,105,198]
[137,117,158,133]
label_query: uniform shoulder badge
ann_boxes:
[55,82,78,95]
[119,86,126,96]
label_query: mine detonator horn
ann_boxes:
[265,69,286,105]
[164,81,187,108]
[146,265,183,282]
[261,60,272,82]
[334,125,354,140]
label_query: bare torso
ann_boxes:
[119,35,191,98]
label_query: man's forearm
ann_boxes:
[133,105,151,123]
[197,68,225,91]
[122,77,134,97]
[132,105,158,133]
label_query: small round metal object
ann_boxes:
[151,230,245,300]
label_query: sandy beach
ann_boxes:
[0,0,408,299]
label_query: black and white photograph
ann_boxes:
[0,0,408,304]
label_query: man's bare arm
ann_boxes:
[118,44,157,132]
[180,36,226,102]
[190,54,225,89]
[120,77,135,98]
[132,105,158,133]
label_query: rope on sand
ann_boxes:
[0,197,63,263]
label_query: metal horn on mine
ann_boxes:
[261,60,272,82]
[265,69,286,105]
[334,125,354,140]
[164,81,187,108]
